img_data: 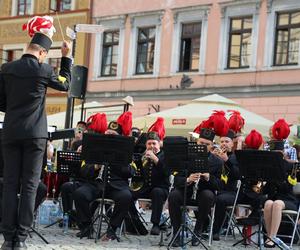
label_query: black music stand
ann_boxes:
[164,137,208,250]
[233,149,286,250]
[44,151,81,229]
[81,132,135,242]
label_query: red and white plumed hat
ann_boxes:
[22,16,56,51]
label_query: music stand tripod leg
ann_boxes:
[94,163,120,243]
[29,226,49,244]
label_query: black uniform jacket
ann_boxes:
[220,153,240,192]
[0,54,71,142]
[136,150,170,191]
[174,152,223,193]
[263,160,299,205]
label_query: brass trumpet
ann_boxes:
[130,150,154,192]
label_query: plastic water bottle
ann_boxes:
[272,236,291,250]
[63,213,69,233]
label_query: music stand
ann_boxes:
[233,149,286,250]
[44,151,81,228]
[81,132,135,242]
[164,137,208,249]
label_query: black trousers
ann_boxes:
[168,188,215,234]
[213,191,236,234]
[130,186,168,225]
[72,182,132,230]
[73,182,101,228]
[108,186,132,229]
[0,181,47,220]
[1,138,46,242]
[60,180,82,214]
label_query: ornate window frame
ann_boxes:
[11,0,35,16]
[170,5,211,75]
[127,10,164,78]
[263,0,300,70]
[218,0,261,73]
[93,15,126,81]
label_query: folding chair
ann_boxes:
[276,182,300,248]
[224,180,253,241]
[185,202,216,247]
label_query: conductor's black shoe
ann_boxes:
[213,233,220,241]
[150,225,160,235]
[13,241,27,249]
[0,241,13,250]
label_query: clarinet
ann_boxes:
[95,164,105,182]
[191,178,200,200]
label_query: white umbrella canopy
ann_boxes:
[133,94,297,138]
[47,101,124,128]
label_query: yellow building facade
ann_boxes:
[0,0,90,115]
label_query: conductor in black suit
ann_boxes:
[0,28,72,249]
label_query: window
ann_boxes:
[16,0,32,16]
[227,17,252,69]
[179,22,201,72]
[274,11,300,66]
[101,31,119,77]
[48,58,61,75]
[50,0,72,12]
[135,27,156,74]
[2,49,23,63]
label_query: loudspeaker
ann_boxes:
[70,65,88,99]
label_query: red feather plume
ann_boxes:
[205,110,229,136]
[193,120,207,134]
[272,119,290,140]
[86,113,107,134]
[228,110,245,133]
[117,111,132,136]
[245,130,263,149]
[148,117,165,140]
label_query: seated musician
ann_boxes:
[168,111,226,247]
[212,129,239,241]
[235,130,267,221]
[129,117,170,235]
[212,110,243,240]
[60,113,108,237]
[263,119,299,248]
[70,121,87,151]
[93,112,135,241]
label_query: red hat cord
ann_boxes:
[87,113,107,134]
[245,130,263,149]
[228,110,245,133]
[117,111,132,136]
[148,117,165,140]
[272,119,290,140]
[22,16,56,38]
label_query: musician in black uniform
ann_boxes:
[0,27,71,249]
[168,128,223,247]
[129,131,170,235]
[263,120,299,247]
[211,129,239,241]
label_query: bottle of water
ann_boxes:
[272,236,291,250]
[63,213,69,234]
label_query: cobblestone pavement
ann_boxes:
[1,225,299,250]
[1,210,299,250]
